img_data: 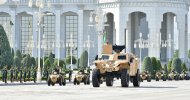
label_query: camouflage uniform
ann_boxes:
[15,67,18,81]
[20,67,23,83]
[28,68,31,81]
[3,66,8,83]
[23,67,27,82]
[10,67,14,83]
[33,67,37,83]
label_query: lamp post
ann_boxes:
[89,7,108,59]
[28,0,52,82]
[66,34,75,70]
[84,35,94,67]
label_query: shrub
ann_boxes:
[156,60,162,70]
[164,64,168,75]
[181,62,187,72]
[142,56,153,74]
[66,56,77,65]
[79,50,88,68]
[167,60,172,72]
[151,57,157,72]
[13,56,21,68]
[172,58,182,73]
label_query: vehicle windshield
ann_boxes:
[118,55,126,60]
[102,55,110,60]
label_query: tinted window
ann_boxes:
[102,55,109,60]
[118,55,126,60]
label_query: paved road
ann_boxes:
[0,80,190,100]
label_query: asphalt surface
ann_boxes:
[0,80,190,100]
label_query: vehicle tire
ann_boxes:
[155,77,159,81]
[121,69,129,87]
[92,69,100,87]
[73,78,77,85]
[106,76,113,86]
[163,77,166,81]
[83,77,87,85]
[77,81,80,85]
[52,83,55,86]
[147,76,151,82]
[133,69,140,87]
[86,75,90,85]
[62,78,66,86]
[59,78,63,86]
[47,77,51,86]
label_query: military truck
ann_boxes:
[92,45,140,87]
[179,71,190,80]
[168,71,179,80]
[140,71,151,82]
[47,71,66,86]
[155,70,167,81]
[73,69,90,85]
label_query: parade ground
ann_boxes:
[0,80,190,100]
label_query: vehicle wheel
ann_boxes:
[73,78,77,85]
[47,77,51,86]
[155,77,159,81]
[133,69,140,87]
[77,81,80,85]
[147,76,151,82]
[62,78,66,86]
[51,83,55,86]
[59,78,63,86]
[86,75,90,85]
[83,77,87,85]
[106,76,113,86]
[163,77,166,81]
[121,69,129,87]
[92,69,100,87]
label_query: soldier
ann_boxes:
[3,66,8,84]
[33,67,37,83]
[46,68,50,81]
[28,67,31,81]
[23,67,27,82]
[69,69,72,82]
[20,66,23,83]
[10,66,14,83]
[15,67,18,81]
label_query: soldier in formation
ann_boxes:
[10,66,14,83]
[3,66,8,83]
[33,67,37,83]
[20,66,23,83]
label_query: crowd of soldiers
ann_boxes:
[1,66,40,83]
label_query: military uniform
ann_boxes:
[10,67,14,83]
[28,68,31,81]
[23,67,27,82]
[15,67,18,81]
[3,66,8,83]
[20,67,23,83]
[33,67,37,83]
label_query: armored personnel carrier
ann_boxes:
[168,71,179,80]
[179,71,190,80]
[73,69,90,85]
[47,71,66,86]
[92,45,140,87]
[140,71,151,82]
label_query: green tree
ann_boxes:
[13,56,21,68]
[188,50,190,59]
[151,57,157,72]
[156,60,162,70]
[167,60,172,72]
[142,56,153,74]
[0,24,13,68]
[25,54,31,67]
[48,52,54,67]
[53,59,66,69]
[173,50,179,58]
[30,57,36,67]
[44,59,51,71]
[172,58,182,73]
[181,62,187,71]
[79,51,88,68]
[66,56,77,65]
[164,64,168,75]
[15,50,22,60]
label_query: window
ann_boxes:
[118,55,126,60]
[43,15,55,56]
[65,15,78,57]
[21,16,33,54]
[102,55,110,60]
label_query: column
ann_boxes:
[10,9,16,51]
[55,10,61,59]
[126,13,131,53]
[177,13,188,60]
[78,10,84,57]
[114,9,126,45]
[147,11,163,59]
[166,13,174,60]
[32,13,38,57]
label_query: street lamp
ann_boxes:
[84,35,94,67]
[28,0,52,83]
[66,34,75,70]
[89,7,108,59]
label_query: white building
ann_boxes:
[0,0,190,63]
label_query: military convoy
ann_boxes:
[47,71,66,86]
[73,70,90,85]
[168,71,179,80]
[179,71,190,80]
[140,71,151,82]
[92,44,140,87]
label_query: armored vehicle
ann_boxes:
[92,45,140,87]
[73,70,90,85]
[179,71,190,80]
[155,70,167,81]
[140,71,151,82]
[168,71,179,80]
[47,71,66,86]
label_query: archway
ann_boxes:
[127,12,148,61]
